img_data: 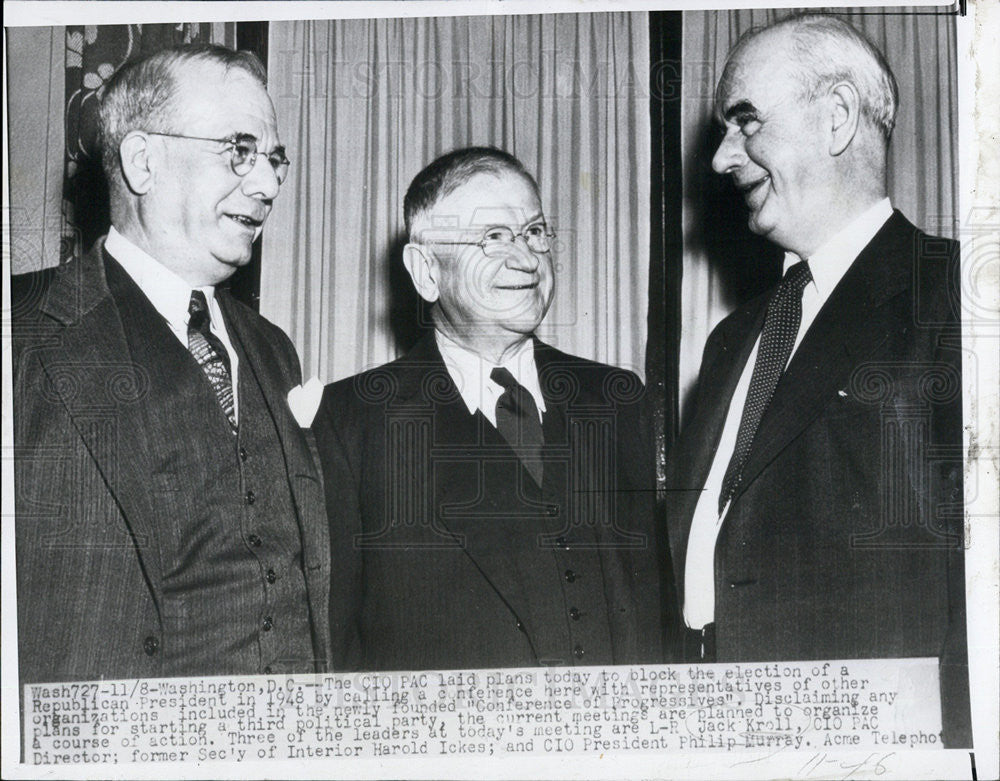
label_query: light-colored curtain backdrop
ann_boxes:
[680,8,958,415]
[264,13,650,384]
[7,29,66,273]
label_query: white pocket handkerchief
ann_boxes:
[288,377,324,427]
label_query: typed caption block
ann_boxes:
[25,659,942,765]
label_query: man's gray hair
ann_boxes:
[735,14,899,142]
[404,146,540,240]
[98,43,267,184]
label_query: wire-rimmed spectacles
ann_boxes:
[427,223,556,256]
[147,132,290,184]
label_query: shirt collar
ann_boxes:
[783,198,893,299]
[435,330,546,418]
[105,227,219,331]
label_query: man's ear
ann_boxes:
[119,131,155,195]
[828,81,862,156]
[402,243,441,304]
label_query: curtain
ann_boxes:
[679,8,958,417]
[7,28,65,274]
[263,13,650,384]
[6,23,235,274]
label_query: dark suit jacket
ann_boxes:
[666,211,969,745]
[315,334,669,671]
[12,239,330,685]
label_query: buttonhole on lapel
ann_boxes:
[729,578,757,588]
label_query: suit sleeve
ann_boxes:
[933,243,971,747]
[311,385,365,671]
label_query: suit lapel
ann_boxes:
[217,291,324,488]
[36,244,164,605]
[689,304,766,477]
[218,292,332,668]
[733,213,913,502]
[667,300,765,596]
[397,335,546,641]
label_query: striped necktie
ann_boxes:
[187,290,237,432]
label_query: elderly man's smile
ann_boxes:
[225,213,264,228]
[737,175,770,205]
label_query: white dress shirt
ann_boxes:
[682,198,893,629]
[104,227,240,420]
[435,330,546,427]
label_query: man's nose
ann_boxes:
[242,154,282,200]
[504,239,541,271]
[712,128,746,175]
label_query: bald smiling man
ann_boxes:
[665,14,969,746]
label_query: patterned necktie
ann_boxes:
[188,290,237,432]
[491,366,544,486]
[718,260,812,514]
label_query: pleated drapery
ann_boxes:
[264,14,651,383]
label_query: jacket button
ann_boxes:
[555,536,569,549]
[545,504,558,517]
[564,569,576,583]
[246,490,256,505]
[264,665,272,674]
[569,607,581,621]
[239,447,248,462]
[143,636,159,656]
[248,534,262,547]
[573,644,584,659]
[262,616,273,631]
[266,569,277,584]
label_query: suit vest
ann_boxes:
[505,404,617,665]
[369,374,619,666]
[105,256,314,675]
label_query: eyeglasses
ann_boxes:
[428,223,556,256]
[147,132,290,184]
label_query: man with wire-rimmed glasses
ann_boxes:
[314,147,666,672]
[12,43,332,685]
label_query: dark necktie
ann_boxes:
[490,366,544,486]
[188,290,237,432]
[718,260,812,514]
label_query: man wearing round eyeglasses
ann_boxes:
[12,44,331,686]
[402,163,556,365]
[314,147,666,672]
